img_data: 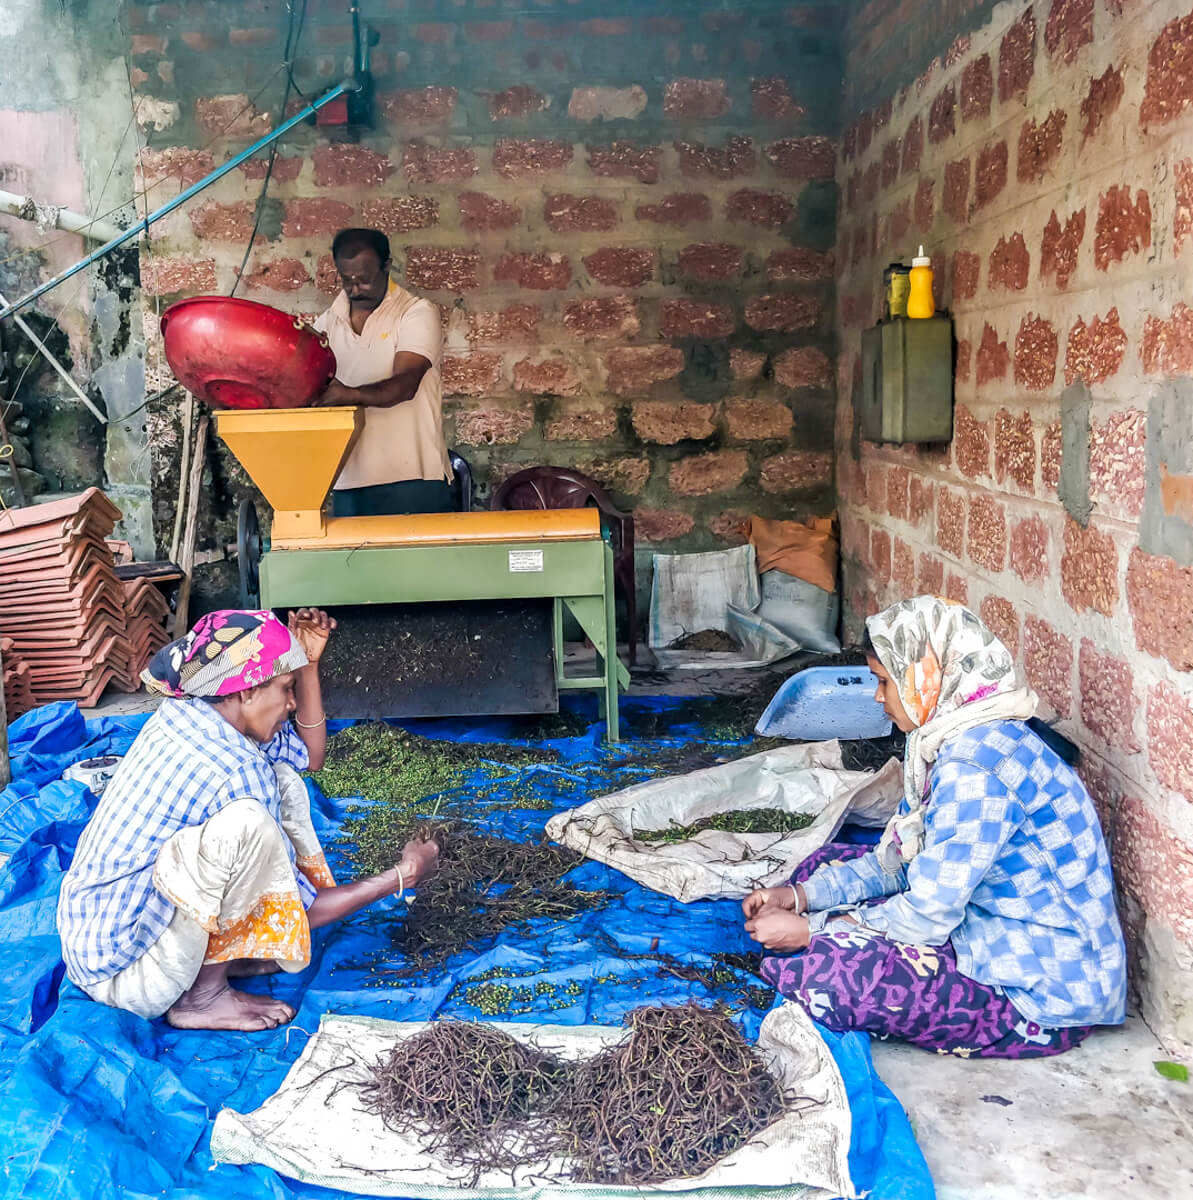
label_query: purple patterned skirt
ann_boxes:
[759,843,1092,1059]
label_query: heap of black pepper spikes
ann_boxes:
[387,821,610,978]
[359,1020,570,1182]
[358,1003,796,1186]
[560,1002,789,1183]
[318,723,611,977]
[634,807,818,843]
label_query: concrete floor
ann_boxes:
[871,1016,1193,1198]
[73,656,1193,1197]
[79,690,161,718]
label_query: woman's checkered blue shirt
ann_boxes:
[802,720,1127,1028]
[57,698,313,988]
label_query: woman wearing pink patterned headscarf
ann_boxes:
[59,609,438,1033]
[743,595,1126,1059]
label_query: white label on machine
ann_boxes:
[508,549,544,573]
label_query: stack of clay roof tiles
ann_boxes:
[121,578,171,682]
[0,489,170,708]
[2,638,36,720]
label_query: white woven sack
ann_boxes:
[210,1005,858,1200]
[648,544,761,649]
[545,742,903,903]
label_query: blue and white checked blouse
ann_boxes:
[801,720,1127,1028]
[57,698,313,988]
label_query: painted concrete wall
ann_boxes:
[0,0,151,553]
[125,0,841,597]
[836,0,1193,1046]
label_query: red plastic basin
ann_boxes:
[160,296,337,409]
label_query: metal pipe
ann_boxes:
[0,79,358,325]
[0,289,108,423]
[0,190,126,243]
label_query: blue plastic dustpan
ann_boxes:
[756,665,893,741]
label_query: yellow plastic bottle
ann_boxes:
[907,245,935,318]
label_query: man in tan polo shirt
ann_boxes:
[313,228,454,516]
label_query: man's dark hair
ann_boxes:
[331,227,391,266]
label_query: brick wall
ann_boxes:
[837,0,1193,1044]
[844,0,1002,114]
[128,0,841,592]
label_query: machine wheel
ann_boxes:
[237,498,262,609]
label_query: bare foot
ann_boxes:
[226,959,282,979]
[167,986,294,1031]
[166,961,294,1031]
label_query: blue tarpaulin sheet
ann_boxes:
[0,699,933,1200]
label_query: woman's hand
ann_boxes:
[288,608,336,664]
[742,883,805,919]
[745,910,811,953]
[308,836,437,930]
[396,836,440,889]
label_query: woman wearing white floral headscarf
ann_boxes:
[743,595,1126,1058]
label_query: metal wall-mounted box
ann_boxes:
[859,315,954,444]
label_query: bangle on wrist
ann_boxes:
[789,884,800,910]
[295,712,326,728]
[395,866,405,902]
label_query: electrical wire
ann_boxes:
[0,66,287,273]
[281,0,311,105]
[0,5,148,425]
[0,12,314,487]
[0,18,187,442]
[230,0,309,296]
[0,3,327,477]
[81,104,140,246]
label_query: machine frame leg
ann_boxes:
[603,543,620,742]
[552,596,565,689]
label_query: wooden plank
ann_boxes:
[115,561,184,583]
[172,413,209,639]
[168,391,195,564]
